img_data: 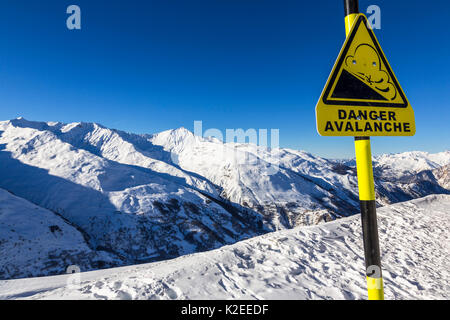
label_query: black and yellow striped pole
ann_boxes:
[344,0,384,300]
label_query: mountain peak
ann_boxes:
[0,117,449,282]
[170,127,193,136]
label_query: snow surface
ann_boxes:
[1,195,448,300]
[374,151,450,176]
[0,189,98,279]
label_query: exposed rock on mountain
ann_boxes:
[0,118,448,279]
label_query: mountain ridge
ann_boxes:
[0,117,448,279]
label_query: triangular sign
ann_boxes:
[323,14,406,107]
[316,14,415,137]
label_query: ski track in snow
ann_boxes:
[0,194,448,300]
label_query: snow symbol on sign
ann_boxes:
[344,44,397,101]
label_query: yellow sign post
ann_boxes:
[316,0,415,300]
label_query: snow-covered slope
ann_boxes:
[150,128,450,216]
[0,119,267,274]
[1,195,448,300]
[0,117,448,280]
[0,188,107,279]
[374,151,450,178]
[150,128,358,228]
[434,164,450,190]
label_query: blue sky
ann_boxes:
[0,0,449,158]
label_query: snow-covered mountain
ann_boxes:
[0,118,449,279]
[1,194,448,300]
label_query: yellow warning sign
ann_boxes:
[316,14,415,137]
